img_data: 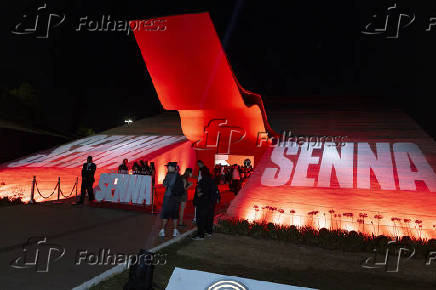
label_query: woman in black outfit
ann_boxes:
[192,167,213,240]
[178,168,193,226]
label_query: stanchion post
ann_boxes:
[53,177,64,204]
[30,176,36,204]
[151,184,155,214]
[57,177,61,201]
[75,177,78,201]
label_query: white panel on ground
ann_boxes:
[165,267,315,290]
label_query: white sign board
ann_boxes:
[94,173,152,205]
[166,267,315,290]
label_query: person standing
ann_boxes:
[76,156,96,204]
[159,162,184,237]
[178,168,193,227]
[192,160,206,223]
[243,159,253,179]
[220,165,226,184]
[230,164,241,195]
[206,177,220,236]
[192,167,213,240]
[132,162,141,174]
[118,159,129,174]
[140,160,151,175]
[150,162,156,183]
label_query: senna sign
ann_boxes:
[261,142,436,192]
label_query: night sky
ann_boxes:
[1,0,435,139]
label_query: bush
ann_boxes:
[0,196,24,207]
[216,217,434,258]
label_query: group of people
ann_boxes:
[213,159,254,195]
[77,156,252,240]
[159,160,220,240]
[118,159,156,176]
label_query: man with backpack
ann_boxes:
[159,162,185,237]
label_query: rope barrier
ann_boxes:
[59,179,78,198]
[31,177,79,201]
[35,179,58,199]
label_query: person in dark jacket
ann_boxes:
[230,164,242,195]
[77,156,96,204]
[118,159,129,174]
[149,162,156,185]
[132,162,141,174]
[192,160,207,223]
[206,178,220,236]
[192,167,213,240]
[140,160,151,175]
[178,168,193,227]
[159,162,184,237]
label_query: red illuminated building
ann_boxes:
[1,12,435,240]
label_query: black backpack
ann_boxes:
[211,181,220,204]
[171,174,185,197]
[123,249,154,290]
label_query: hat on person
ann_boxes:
[165,162,178,167]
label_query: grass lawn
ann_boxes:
[91,233,436,290]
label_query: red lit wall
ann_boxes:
[228,142,436,239]
[0,135,194,202]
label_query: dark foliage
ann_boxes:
[216,218,436,260]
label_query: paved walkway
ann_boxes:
[0,188,235,290]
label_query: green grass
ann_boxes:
[90,237,194,290]
[90,229,436,290]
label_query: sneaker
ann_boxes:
[158,229,165,237]
[191,235,204,240]
[173,229,180,237]
[192,218,196,224]
[205,233,212,238]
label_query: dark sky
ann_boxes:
[1,0,436,138]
